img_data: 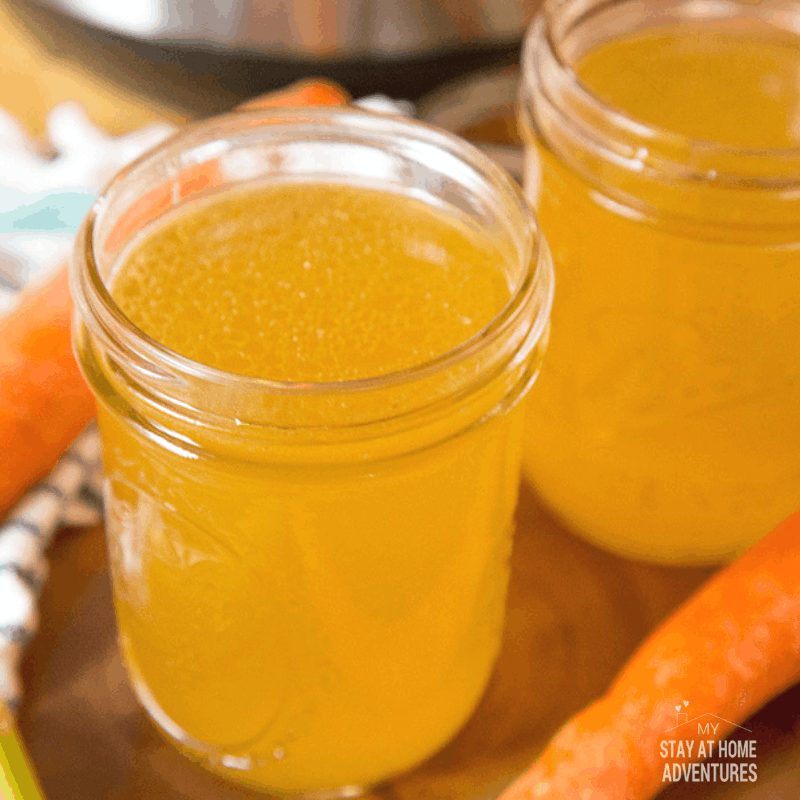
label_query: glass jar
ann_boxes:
[520,0,800,564]
[71,107,554,795]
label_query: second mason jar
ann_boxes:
[521,0,800,564]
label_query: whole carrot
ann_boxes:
[0,79,349,518]
[500,509,800,800]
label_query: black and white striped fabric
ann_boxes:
[0,425,103,710]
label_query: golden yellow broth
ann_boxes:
[112,183,509,382]
[99,183,524,793]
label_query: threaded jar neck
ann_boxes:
[521,0,800,240]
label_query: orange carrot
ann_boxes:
[0,80,349,518]
[0,266,95,516]
[500,509,800,800]
[237,79,349,110]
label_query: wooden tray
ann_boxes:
[18,480,800,800]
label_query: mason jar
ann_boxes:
[71,107,554,795]
[520,0,800,564]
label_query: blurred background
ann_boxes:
[0,0,528,324]
[1,0,540,128]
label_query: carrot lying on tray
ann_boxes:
[500,508,800,800]
[0,79,349,518]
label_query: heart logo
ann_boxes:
[675,705,681,712]
[684,700,689,707]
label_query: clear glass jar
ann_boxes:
[71,107,553,795]
[520,0,800,564]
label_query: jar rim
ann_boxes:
[523,0,800,184]
[72,105,553,398]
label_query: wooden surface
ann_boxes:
[19,488,707,799]
[17,484,800,800]
[4,4,800,797]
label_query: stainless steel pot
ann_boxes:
[31,0,540,59]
